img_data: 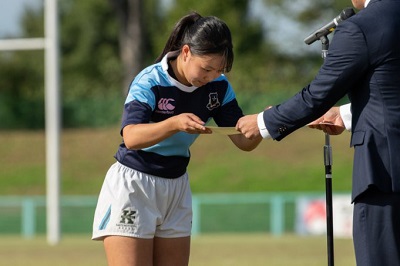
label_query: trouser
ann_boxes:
[353,187,400,266]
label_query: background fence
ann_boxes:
[0,192,352,238]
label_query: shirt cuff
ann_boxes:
[257,112,271,139]
[339,103,352,131]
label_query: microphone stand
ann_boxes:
[320,35,334,266]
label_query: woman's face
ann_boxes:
[180,45,225,87]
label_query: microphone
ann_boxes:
[304,7,355,45]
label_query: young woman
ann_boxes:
[92,12,262,266]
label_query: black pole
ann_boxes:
[320,35,334,266]
[324,132,334,266]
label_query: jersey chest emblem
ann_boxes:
[206,92,220,111]
[156,98,176,115]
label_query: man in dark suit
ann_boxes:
[236,0,400,265]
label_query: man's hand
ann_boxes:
[308,106,345,135]
[236,114,260,139]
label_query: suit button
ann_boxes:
[278,126,287,134]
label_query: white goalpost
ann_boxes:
[0,0,61,245]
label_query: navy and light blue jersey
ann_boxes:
[115,52,244,178]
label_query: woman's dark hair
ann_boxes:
[155,12,234,72]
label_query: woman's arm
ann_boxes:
[228,133,262,152]
[123,113,212,150]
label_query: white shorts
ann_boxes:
[92,162,192,240]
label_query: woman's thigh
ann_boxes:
[153,236,191,266]
[103,235,153,266]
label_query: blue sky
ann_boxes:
[0,0,41,38]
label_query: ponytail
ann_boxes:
[155,12,202,62]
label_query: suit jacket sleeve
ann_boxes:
[263,20,369,141]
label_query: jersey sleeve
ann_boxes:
[121,71,158,131]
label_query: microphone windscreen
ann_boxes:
[341,7,356,20]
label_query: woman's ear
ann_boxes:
[181,44,191,61]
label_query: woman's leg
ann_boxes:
[103,236,153,266]
[153,236,191,266]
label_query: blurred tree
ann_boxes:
[0,6,45,129]
[260,0,355,55]
[59,0,121,97]
[0,0,125,128]
[252,0,353,108]
[264,0,352,24]
[0,0,350,128]
[109,0,148,93]
[152,0,266,56]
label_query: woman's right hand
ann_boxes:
[172,113,212,134]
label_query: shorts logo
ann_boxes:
[156,98,175,115]
[116,208,137,233]
[206,92,220,111]
[120,209,136,224]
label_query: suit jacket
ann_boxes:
[263,0,400,201]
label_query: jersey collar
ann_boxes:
[161,51,199,93]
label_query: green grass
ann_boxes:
[0,234,355,266]
[0,128,357,264]
[0,127,353,195]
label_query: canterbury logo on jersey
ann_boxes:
[156,98,175,114]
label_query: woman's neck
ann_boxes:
[170,56,190,86]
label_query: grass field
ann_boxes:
[0,126,354,195]
[0,234,356,266]
[0,128,356,265]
